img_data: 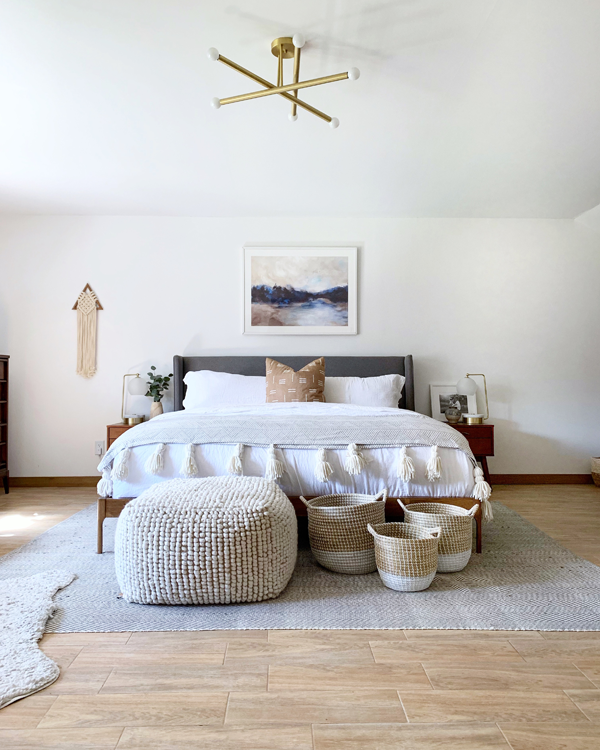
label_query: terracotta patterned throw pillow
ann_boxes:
[266,357,326,403]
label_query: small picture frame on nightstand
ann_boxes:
[430,384,477,422]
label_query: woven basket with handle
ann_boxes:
[398,500,478,572]
[300,490,387,574]
[367,521,440,591]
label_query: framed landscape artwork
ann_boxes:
[244,246,358,335]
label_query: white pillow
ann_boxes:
[183,370,265,409]
[324,374,405,407]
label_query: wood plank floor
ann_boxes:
[1,485,600,749]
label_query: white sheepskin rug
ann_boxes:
[0,570,75,709]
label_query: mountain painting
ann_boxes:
[251,255,349,327]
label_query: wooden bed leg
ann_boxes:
[97,498,106,554]
[475,505,482,553]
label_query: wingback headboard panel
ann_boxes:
[173,355,414,412]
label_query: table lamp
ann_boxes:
[122,374,147,425]
[456,373,489,425]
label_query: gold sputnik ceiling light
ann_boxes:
[208,34,360,128]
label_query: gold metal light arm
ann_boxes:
[466,373,489,420]
[291,46,301,118]
[216,54,332,123]
[121,373,140,423]
[277,48,283,87]
[219,71,349,106]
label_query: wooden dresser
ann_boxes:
[0,355,8,494]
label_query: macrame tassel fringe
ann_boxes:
[181,443,198,477]
[227,443,245,476]
[97,468,113,498]
[112,448,130,480]
[265,444,284,481]
[315,448,333,482]
[145,443,166,475]
[472,466,493,521]
[426,445,442,482]
[345,443,367,476]
[75,290,98,378]
[397,446,415,482]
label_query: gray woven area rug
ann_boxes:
[1,502,599,632]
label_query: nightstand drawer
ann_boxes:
[456,426,493,440]
[466,437,494,457]
[107,424,134,447]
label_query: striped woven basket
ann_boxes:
[300,490,387,574]
[367,522,440,592]
[398,500,478,573]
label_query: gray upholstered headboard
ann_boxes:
[173,355,415,412]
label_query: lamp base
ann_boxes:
[123,416,144,426]
[464,413,484,425]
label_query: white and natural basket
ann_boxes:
[398,500,478,572]
[367,521,440,592]
[300,490,387,574]
[592,457,600,487]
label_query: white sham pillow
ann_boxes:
[324,374,405,407]
[183,370,265,409]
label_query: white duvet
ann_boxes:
[110,403,475,499]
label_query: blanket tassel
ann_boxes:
[145,443,166,475]
[181,443,198,477]
[112,448,130,480]
[472,466,493,521]
[426,445,442,482]
[397,446,415,482]
[227,443,245,476]
[265,444,284,481]
[315,448,333,482]
[97,468,113,498]
[345,443,367,476]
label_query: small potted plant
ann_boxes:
[146,366,174,418]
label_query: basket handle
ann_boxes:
[467,504,479,517]
[299,496,311,507]
[396,498,408,512]
[367,523,377,537]
[374,488,388,503]
[428,526,442,539]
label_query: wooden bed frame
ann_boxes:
[97,354,482,553]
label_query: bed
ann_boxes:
[96,355,489,553]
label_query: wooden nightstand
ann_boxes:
[97,423,137,553]
[450,423,494,483]
[107,422,135,448]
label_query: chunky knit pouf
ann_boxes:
[114,476,298,605]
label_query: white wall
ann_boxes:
[0,216,599,477]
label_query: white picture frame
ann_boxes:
[430,384,478,422]
[243,246,358,335]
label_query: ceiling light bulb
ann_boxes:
[329,117,339,129]
[348,67,360,81]
[211,97,221,109]
[289,113,298,122]
[207,48,219,61]
[292,33,305,48]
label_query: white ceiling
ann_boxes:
[1,0,599,218]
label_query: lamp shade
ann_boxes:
[456,376,477,396]
[128,376,148,396]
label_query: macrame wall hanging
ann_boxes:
[72,284,103,378]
